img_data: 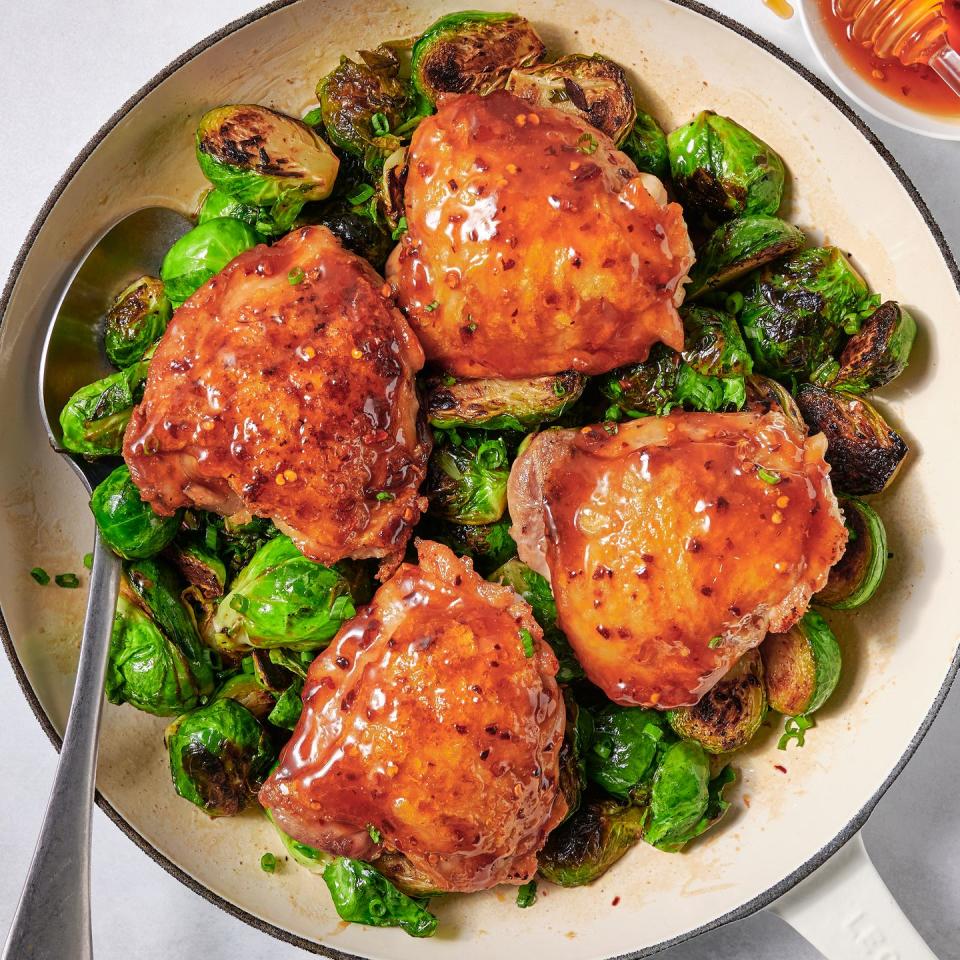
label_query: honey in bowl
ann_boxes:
[816,0,960,114]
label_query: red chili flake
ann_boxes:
[611,896,621,907]
[774,764,787,774]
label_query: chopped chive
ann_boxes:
[576,132,598,155]
[230,593,249,614]
[465,322,478,333]
[604,404,622,422]
[391,216,408,240]
[260,852,278,873]
[367,824,383,844]
[371,112,390,137]
[288,266,305,285]
[724,291,744,315]
[552,380,567,397]
[302,107,323,127]
[55,573,80,589]
[757,467,782,485]
[642,722,664,741]
[442,374,456,387]
[82,553,93,570]
[707,636,723,649]
[375,491,395,502]
[778,714,814,750]
[519,628,535,658]
[424,300,439,312]
[30,567,50,585]
[516,880,537,908]
[347,183,375,206]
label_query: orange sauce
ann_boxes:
[816,0,960,115]
[764,0,796,19]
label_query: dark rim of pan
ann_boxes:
[1,0,958,956]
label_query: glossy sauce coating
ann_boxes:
[509,412,847,708]
[258,540,567,893]
[386,91,693,378]
[123,226,430,574]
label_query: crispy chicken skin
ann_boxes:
[259,540,567,893]
[386,90,693,378]
[123,226,430,575]
[508,412,847,708]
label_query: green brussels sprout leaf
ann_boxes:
[586,705,671,800]
[621,110,669,179]
[267,680,304,730]
[426,435,509,525]
[643,740,711,849]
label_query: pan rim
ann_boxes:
[1,0,958,956]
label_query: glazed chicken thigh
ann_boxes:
[386,90,693,378]
[123,226,430,574]
[509,411,847,708]
[259,540,567,893]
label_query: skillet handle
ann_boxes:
[770,832,938,959]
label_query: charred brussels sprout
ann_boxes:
[739,247,875,378]
[166,697,273,817]
[318,51,413,167]
[762,610,841,716]
[667,111,785,224]
[375,852,444,898]
[424,371,586,431]
[426,435,509,525]
[506,54,636,143]
[818,301,917,394]
[586,705,670,800]
[216,672,277,722]
[668,650,766,754]
[196,105,339,232]
[644,740,710,849]
[621,110,669,179]
[599,345,679,416]
[687,215,806,299]
[160,218,259,306]
[212,535,356,651]
[537,798,647,887]
[90,465,182,559]
[168,537,227,599]
[795,385,908,495]
[411,12,545,109]
[816,497,888,609]
[745,374,805,429]
[322,857,438,938]
[297,198,394,272]
[103,277,171,368]
[59,358,149,457]
[423,515,516,574]
[558,691,594,819]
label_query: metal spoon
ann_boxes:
[2,207,191,960]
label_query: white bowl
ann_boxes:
[799,0,960,139]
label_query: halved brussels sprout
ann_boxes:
[195,105,339,232]
[90,465,182,560]
[537,798,647,887]
[266,808,330,873]
[505,54,636,143]
[216,672,277,722]
[744,374,805,429]
[410,11,545,109]
[586,705,671,801]
[667,111,786,224]
[160,217,260,306]
[822,301,917,395]
[197,187,281,237]
[322,857,438,938]
[762,610,841,716]
[599,345,679,416]
[59,358,149,457]
[103,277,171,368]
[644,740,710,849]
[621,110,669,179]
[425,435,509,525]
[795,384,908,495]
[424,371,586,431]
[816,497,888,609]
[318,51,413,167]
[165,697,273,817]
[686,215,806,299]
[668,649,766,754]
[375,851,443,897]
[681,305,753,378]
[739,247,876,378]
[379,146,408,229]
[558,691,595,820]
[212,535,356,651]
[167,537,227,599]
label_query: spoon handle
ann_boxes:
[931,44,960,99]
[2,533,121,960]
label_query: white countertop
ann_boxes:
[1,2,958,958]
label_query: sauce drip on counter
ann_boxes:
[816,0,960,115]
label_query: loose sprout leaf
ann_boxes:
[267,680,304,730]
[644,740,711,849]
[621,110,669,179]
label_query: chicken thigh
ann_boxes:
[386,90,693,378]
[509,411,847,708]
[259,540,567,893]
[123,226,430,575]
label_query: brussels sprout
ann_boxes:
[160,218,260,306]
[295,198,394,272]
[744,373,805,429]
[795,384,908,495]
[375,852,443,897]
[425,371,587,431]
[490,558,584,682]
[667,111,786,224]
[411,12,545,109]
[166,698,273,817]
[197,187,281,238]
[426,435,509,525]
[265,809,331,873]
[505,54,636,143]
[322,857,438,938]
[379,146,408,228]
[586,705,671,801]
[420,515,517,575]
[647,762,736,853]
[216,672,277,722]
[558,691,595,820]
[90,465,182,560]
[687,215,806,299]
[537,798,647,887]
[198,514,279,579]
[599,345,680,416]
[318,51,414,166]
[668,650,766,754]
[103,276,171,368]
[59,358,149,457]
[816,497,888,609]
[819,301,917,395]
[621,110,669,179]
[212,535,356,651]
[762,610,842,716]
[195,105,338,232]
[168,537,226,599]
[266,680,304,730]
[106,587,208,716]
